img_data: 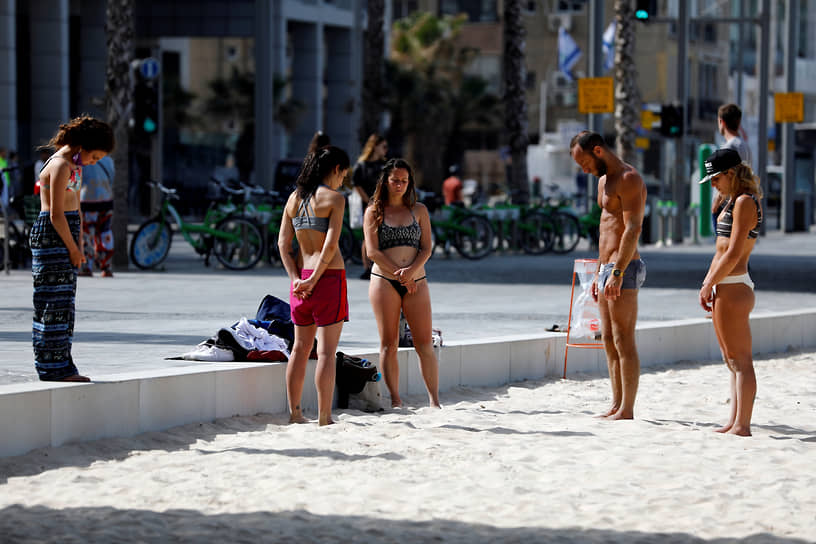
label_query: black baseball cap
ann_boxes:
[699,148,742,184]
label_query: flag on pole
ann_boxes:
[602,20,616,73]
[558,27,582,81]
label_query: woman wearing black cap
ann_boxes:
[698,148,763,437]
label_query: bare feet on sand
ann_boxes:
[289,414,308,424]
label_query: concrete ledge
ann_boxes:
[1,310,814,458]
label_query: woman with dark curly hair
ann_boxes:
[363,158,440,409]
[698,148,763,437]
[32,116,114,382]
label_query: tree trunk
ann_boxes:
[613,0,640,164]
[502,0,529,205]
[360,0,385,144]
[105,0,134,269]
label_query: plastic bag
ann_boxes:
[569,260,601,339]
[349,190,364,229]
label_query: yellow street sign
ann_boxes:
[635,137,650,150]
[775,92,804,123]
[578,77,614,114]
[641,110,659,129]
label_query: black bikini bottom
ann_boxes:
[371,272,427,298]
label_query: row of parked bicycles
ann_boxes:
[126,178,601,270]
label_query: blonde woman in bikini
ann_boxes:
[364,158,440,409]
[699,148,763,437]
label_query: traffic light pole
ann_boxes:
[672,1,688,244]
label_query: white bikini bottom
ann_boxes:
[714,272,754,295]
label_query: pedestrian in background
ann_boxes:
[364,158,440,409]
[278,145,350,426]
[78,154,115,277]
[31,115,114,382]
[352,133,388,279]
[698,148,762,437]
[711,104,752,231]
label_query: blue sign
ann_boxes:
[139,57,161,80]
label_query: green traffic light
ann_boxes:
[143,117,157,134]
[635,9,649,19]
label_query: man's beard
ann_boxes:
[594,156,607,176]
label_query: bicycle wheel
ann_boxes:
[550,211,581,254]
[453,214,494,260]
[130,219,172,269]
[212,216,263,270]
[521,211,556,255]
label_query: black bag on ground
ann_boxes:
[335,352,381,410]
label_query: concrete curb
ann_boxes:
[1,309,814,458]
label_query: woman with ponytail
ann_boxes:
[698,148,763,436]
[278,145,350,425]
[31,116,114,381]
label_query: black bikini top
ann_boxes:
[378,212,421,251]
[716,194,762,239]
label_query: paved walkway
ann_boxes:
[1,228,814,384]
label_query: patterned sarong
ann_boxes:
[30,211,80,380]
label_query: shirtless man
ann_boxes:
[570,131,647,420]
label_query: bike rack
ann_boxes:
[563,258,604,378]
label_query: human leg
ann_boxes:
[369,277,403,407]
[710,300,737,432]
[287,323,316,423]
[597,295,621,417]
[606,289,640,420]
[79,209,97,275]
[30,212,88,381]
[95,204,114,274]
[315,321,343,425]
[402,281,440,407]
[712,284,756,436]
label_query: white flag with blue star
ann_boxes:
[558,26,582,80]
[602,20,616,73]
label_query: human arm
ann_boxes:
[278,195,302,288]
[363,206,403,276]
[47,162,85,266]
[603,171,645,300]
[393,203,433,293]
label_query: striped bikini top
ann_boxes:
[716,194,762,239]
[378,211,421,250]
[292,194,329,233]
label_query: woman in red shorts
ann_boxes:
[278,145,350,425]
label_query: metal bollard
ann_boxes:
[688,203,700,245]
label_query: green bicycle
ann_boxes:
[418,191,495,260]
[129,181,264,270]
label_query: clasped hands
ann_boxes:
[394,267,418,295]
[292,276,316,300]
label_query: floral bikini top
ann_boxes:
[378,211,421,250]
[39,156,82,192]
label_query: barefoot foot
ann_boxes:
[714,423,734,434]
[289,414,308,424]
[727,425,751,437]
[595,406,619,418]
[607,409,634,420]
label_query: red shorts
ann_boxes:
[290,269,349,327]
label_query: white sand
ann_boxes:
[1,352,814,543]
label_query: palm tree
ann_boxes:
[613,0,640,164]
[503,0,529,204]
[360,0,385,143]
[105,0,133,269]
[386,12,485,190]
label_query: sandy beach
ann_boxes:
[1,351,814,543]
